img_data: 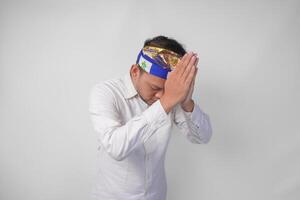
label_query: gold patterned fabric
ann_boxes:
[142,46,182,70]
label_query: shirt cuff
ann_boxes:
[190,104,205,128]
[177,103,205,128]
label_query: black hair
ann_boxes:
[143,35,187,56]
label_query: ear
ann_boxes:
[130,64,141,79]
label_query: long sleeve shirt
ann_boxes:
[88,71,212,200]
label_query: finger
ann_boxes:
[192,66,198,86]
[185,65,196,86]
[181,56,195,82]
[195,56,199,67]
[174,53,188,72]
[190,80,195,95]
[195,66,198,77]
[191,77,195,88]
[177,52,194,76]
[182,52,195,68]
[192,69,197,81]
[191,68,198,87]
[180,52,189,64]
[186,53,198,69]
[182,55,197,81]
[193,59,199,79]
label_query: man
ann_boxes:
[89,36,212,200]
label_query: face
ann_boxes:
[130,64,166,106]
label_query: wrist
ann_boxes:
[160,96,176,114]
[181,99,194,112]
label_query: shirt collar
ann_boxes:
[123,71,138,99]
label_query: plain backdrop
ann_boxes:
[1,0,299,200]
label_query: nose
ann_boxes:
[155,90,164,99]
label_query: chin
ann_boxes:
[146,100,153,105]
[148,99,158,105]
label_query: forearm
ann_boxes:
[90,100,169,161]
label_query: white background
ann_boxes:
[1,0,299,200]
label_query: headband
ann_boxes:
[136,46,181,79]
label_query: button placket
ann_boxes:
[144,152,153,198]
[144,153,149,196]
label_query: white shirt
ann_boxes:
[89,72,212,200]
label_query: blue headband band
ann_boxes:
[136,50,171,79]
